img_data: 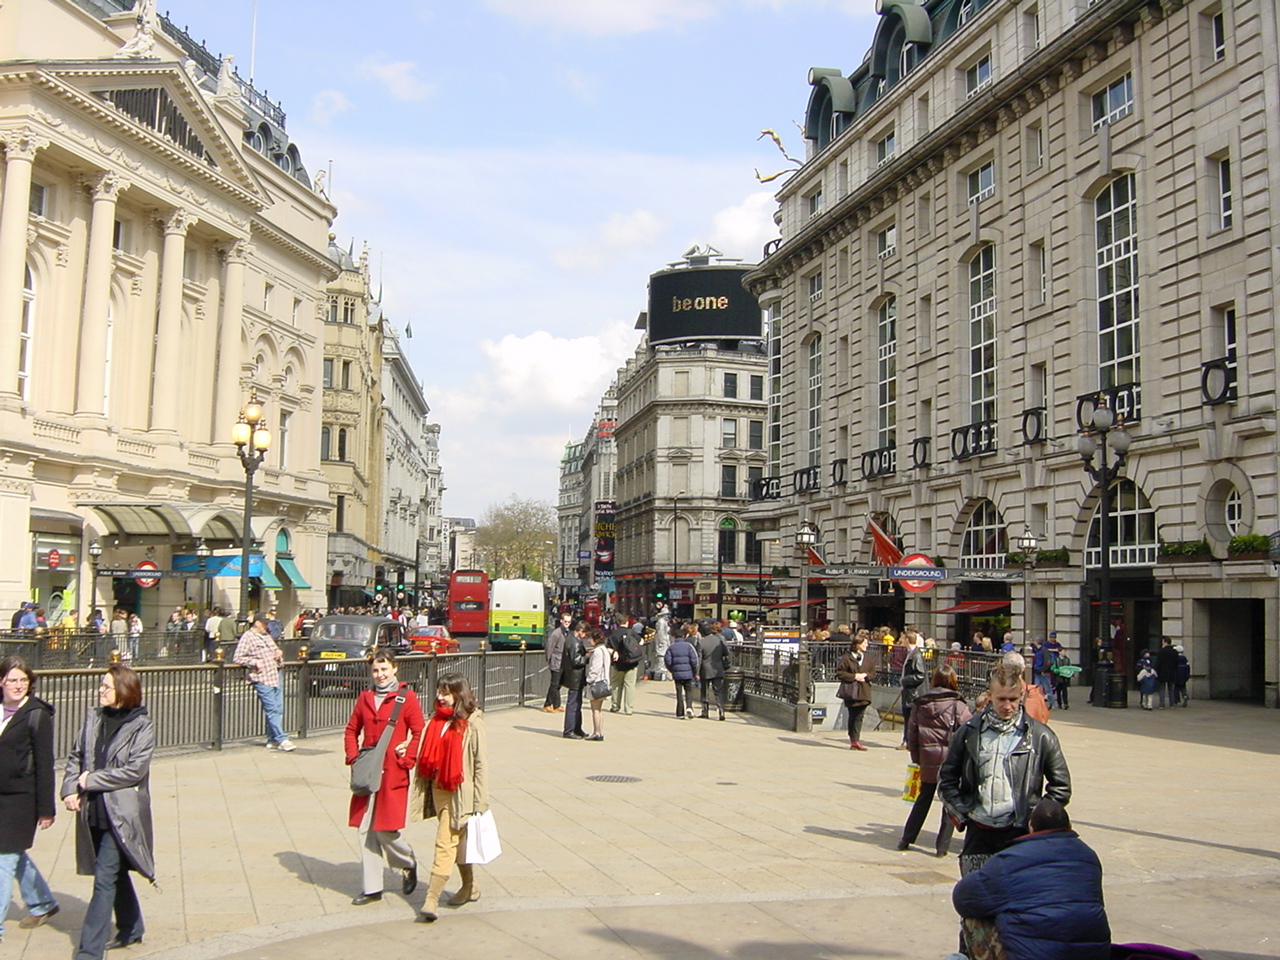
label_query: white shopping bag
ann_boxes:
[462,810,502,864]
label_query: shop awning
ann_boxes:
[767,598,827,609]
[934,600,1011,614]
[258,565,284,590]
[275,556,311,589]
[81,502,242,540]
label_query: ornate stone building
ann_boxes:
[0,0,335,626]
[742,0,1279,704]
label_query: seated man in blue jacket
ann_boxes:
[950,798,1111,960]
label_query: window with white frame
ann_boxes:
[960,499,1007,569]
[1030,240,1048,305]
[965,56,992,97]
[807,188,824,219]
[877,224,897,259]
[958,0,975,26]
[808,271,824,303]
[28,183,47,218]
[807,335,823,467]
[768,306,782,475]
[1026,123,1044,168]
[968,161,995,203]
[1211,10,1227,61]
[968,245,997,425]
[1215,304,1238,399]
[263,282,274,313]
[1224,484,1243,536]
[1096,174,1141,412]
[1216,156,1233,230]
[876,297,897,450]
[1086,478,1157,567]
[900,41,924,77]
[722,418,737,448]
[748,419,764,450]
[876,131,896,165]
[19,265,34,400]
[1092,74,1134,130]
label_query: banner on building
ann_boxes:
[593,500,616,574]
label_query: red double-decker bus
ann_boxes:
[447,569,489,636]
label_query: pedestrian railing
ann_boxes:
[28,646,549,760]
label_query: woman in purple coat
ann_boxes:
[898,664,971,856]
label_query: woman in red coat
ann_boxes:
[344,652,424,905]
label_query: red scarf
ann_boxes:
[418,705,466,791]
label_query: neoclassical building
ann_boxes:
[0,0,335,625]
[741,0,1279,703]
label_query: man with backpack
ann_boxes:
[608,621,644,715]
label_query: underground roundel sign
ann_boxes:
[890,554,943,594]
[132,560,161,589]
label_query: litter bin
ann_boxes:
[1104,670,1128,708]
[1091,665,1110,706]
[724,666,745,712]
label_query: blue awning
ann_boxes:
[276,556,311,589]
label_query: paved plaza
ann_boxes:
[4,682,1277,960]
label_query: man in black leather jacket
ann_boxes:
[938,658,1071,875]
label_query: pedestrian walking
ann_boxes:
[898,664,972,856]
[233,617,295,751]
[543,611,572,713]
[663,624,701,718]
[0,657,60,940]
[61,664,155,958]
[898,630,927,748]
[411,673,489,923]
[559,621,589,739]
[345,652,424,906]
[696,619,732,720]
[835,630,875,750]
[1136,651,1158,711]
[584,627,611,740]
[1174,645,1191,706]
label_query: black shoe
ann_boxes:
[105,936,143,949]
[699,711,709,719]
[402,864,418,896]
[351,892,383,906]
[563,731,586,739]
[416,909,438,923]
[896,839,911,851]
[718,712,726,721]
[586,733,604,741]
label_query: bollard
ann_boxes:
[297,644,311,740]
[477,637,488,711]
[794,642,813,733]
[212,648,225,751]
[518,638,528,707]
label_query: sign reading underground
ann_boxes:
[891,554,943,593]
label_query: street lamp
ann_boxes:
[87,538,104,624]
[195,537,213,614]
[671,490,684,613]
[1015,525,1040,643]
[232,394,271,626]
[1077,400,1131,670]
[796,520,819,635]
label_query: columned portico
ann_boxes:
[0,128,48,401]
[76,170,127,417]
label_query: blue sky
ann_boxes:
[177,0,880,518]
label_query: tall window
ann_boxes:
[965,56,992,97]
[335,495,346,533]
[723,372,738,398]
[1217,157,1233,230]
[18,266,34,400]
[1092,74,1134,130]
[807,271,823,303]
[745,530,762,566]
[876,131,896,165]
[876,297,897,450]
[749,374,764,401]
[968,162,995,204]
[748,419,764,450]
[322,358,334,388]
[960,499,1007,569]
[807,335,823,467]
[320,426,331,461]
[722,418,737,448]
[877,224,897,258]
[1086,478,1157,567]
[1096,174,1141,413]
[337,427,348,462]
[1030,240,1048,305]
[28,183,46,217]
[103,302,114,416]
[1224,485,1243,536]
[277,411,290,468]
[767,306,782,476]
[718,524,737,564]
[968,245,997,425]
[720,464,739,498]
[1211,11,1227,61]
[806,189,823,219]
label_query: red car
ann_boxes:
[409,625,459,655]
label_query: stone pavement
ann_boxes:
[4,682,1277,960]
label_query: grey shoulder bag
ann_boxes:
[350,684,408,797]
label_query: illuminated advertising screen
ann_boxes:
[647,266,761,345]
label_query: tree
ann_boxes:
[474,495,557,581]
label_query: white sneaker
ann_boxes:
[685,708,693,718]
[276,739,297,752]
[264,741,279,749]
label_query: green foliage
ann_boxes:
[1227,533,1270,556]
[474,495,558,580]
[1158,539,1211,558]
[1005,547,1070,565]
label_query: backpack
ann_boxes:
[619,630,643,667]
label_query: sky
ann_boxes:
[171,0,882,519]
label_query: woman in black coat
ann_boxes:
[0,656,61,939]
[835,630,875,750]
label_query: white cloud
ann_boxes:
[707,191,780,261]
[552,209,665,272]
[361,56,435,102]
[558,67,598,104]
[310,89,352,126]
[483,0,715,35]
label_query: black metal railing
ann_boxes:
[0,630,312,669]
[792,465,821,494]
[951,419,998,460]
[750,476,783,501]
[830,457,848,486]
[1020,406,1048,445]
[860,444,896,480]
[1076,382,1141,428]
[911,436,931,469]
[1200,357,1237,405]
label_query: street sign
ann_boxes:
[558,578,582,587]
[894,553,940,594]
[133,560,160,588]
[577,550,591,560]
[47,549,61,569]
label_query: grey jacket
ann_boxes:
[60,706,155,881]
[696,634,731,680]
[545,625,570,672]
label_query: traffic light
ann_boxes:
[374,581,385,600]
[653,577,667,603]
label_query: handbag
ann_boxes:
[902,763,922,803]
[588,679,611,700]
[349,684,408,797]
[462,809,502,864]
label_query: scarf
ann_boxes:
[981,706,1023,736]
[418,704,466,792]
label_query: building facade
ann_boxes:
[0,0,335,627]
[743,0,1279,703]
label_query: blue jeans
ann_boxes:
[1034,671,1053,705]
[76,827,143,960]
[252,681,286,743]
[0,850,58,937]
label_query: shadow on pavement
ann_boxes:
[589,924,899,958]
[1053,700,1280,756]
[836,781,904,798]
[273,851,357,897]
[1073,821,1280,863]
[804,823,902,849]
[511,725,572,738]
[777,736,852,750]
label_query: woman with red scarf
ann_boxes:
[343,653,424,906]
[411,672,489,922]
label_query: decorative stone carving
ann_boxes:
[56,243,69,267]
[163,208,196,236]
[90,170,127,202]
[1,129,50,161]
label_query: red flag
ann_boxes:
[868,517,903,565]
[806,544,826,567]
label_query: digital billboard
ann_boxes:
[647,265,761,345]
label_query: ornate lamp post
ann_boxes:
[195,537,213,614]
[87,538,104,624]
[1077,400,1131,668]
[1015,525,1040,643]
[796,520,819,634]
[232,394,271,626]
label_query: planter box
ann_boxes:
[1159,553,1213,564]
[1226,552,1266,562]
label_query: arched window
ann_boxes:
[320,426,331,461]
[960,499,1007,569]
[1224,485,1243,536]
[19,265,34,399]
[337,427,348,462]
[717,519,738,566]
[1086,478,1156,567]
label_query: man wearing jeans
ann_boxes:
[233,618,295,751]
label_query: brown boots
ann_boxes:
[416,873,450,922]
[447,864,480,905]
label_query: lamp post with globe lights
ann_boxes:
[1077,400,1131,668]
[796,520,819,635]
[232,395,271,626]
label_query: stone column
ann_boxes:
[0,129,49,399]
[76,172,127,416]
[150,208,195,432]
[215,240,249,435]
